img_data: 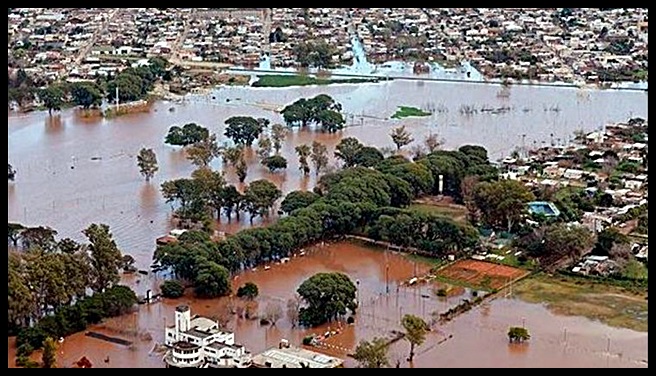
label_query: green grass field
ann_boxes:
[252,75,378,88]
[391,106,432,119]
[409,204,468,222]
[513,274,648,332]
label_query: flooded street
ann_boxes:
[7,243,647,368]
[7,81,648,269]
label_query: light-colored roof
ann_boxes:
[190,317,218,332]
[251,347,343,368]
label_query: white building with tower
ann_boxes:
[163,305,251,368]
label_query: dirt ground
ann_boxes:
[437,260,530,290]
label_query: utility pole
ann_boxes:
[116,86,120,113]
[386,264,390,295]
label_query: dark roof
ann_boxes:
[185,329,213,339]
[173,341,200,350]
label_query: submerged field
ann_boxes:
[252,74,379,88]
[513,274,648,332]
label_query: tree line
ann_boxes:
[154,141,509,304]
[8,223,137,362]
[8,57,170,114]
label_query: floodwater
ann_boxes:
[7,81,648,269]
[7,243,647,368]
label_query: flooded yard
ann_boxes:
[8,242,648,368]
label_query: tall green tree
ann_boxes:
[165,123,210,147]
[270,123,287,154]
[310,142,329,175]
[194,261,231,298]
[281,191,320,215]
[83,224,123,292]
[71,82,102,109]
[42,337,57,368]
[473,179,535,232]
[297,272,357,327]
[401,314,429,362]
[186,134,220,168]
[136,148,158,182]
[262,155,288,173]
[243,180,282,223]
[335,137,363,167]
[296,144,311,175]
[224,116,267,146]
[353,337,390,368]
[40,86,64,116]
[390,125,414,151]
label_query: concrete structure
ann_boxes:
[250,346,344,368]
[527,201,561,217]
[163,305,251,368]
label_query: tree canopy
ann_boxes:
[297,272,358,327]
[353,337,390,368]
[136,148,158,181]
[224,116,268,146]
[401,314,429,362]
[165,123,210,147]
[281,94,345,133]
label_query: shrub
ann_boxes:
[236,282,259,300]
[302,336,314,346]
[161,280,185,299]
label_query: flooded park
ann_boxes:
[7,242,648,368]
[7,78,648,368]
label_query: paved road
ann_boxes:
[73,8,120,67]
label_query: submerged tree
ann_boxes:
[353,337,390,368]
[186,134,220,168]
[424,132,444,152]
[271,123,288,154]
[83,224,123,293]
[296,144,311,175]
[297,272,357,327]
[8,163,16,181]
[136,148,159,182]
[508,327,531,343]
[235,157,248,183]
[401,314,429,362]
[390,125,414,151]
[41,337,57,368]
[310,141,329,176]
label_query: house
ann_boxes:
[250,345,344,368]
[163,305,251,368]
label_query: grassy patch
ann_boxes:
[433,275,496,293]
[391,106,432,119]
[409,204,467,222]
[252,75,379,88]
[513,274,648,332]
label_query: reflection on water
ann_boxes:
[7,243,647,368]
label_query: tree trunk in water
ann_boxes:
[408,343,415,362]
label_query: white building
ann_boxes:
[164,305,251,368]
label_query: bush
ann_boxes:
[436,288,448,297]
[161,280,185,299]
[302,336,314,346]
[236,282,259,300]
[347,316,355,325]
[15,285,138,356]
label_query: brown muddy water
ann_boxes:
[7,81,648,268]
[7,243,647,368]
[7,81,648,367]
